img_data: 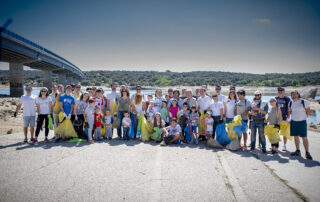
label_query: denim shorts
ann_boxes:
[290,120,307,137]
[23,116,35,127]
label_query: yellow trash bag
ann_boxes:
[233,115,242,126]
[280,121,292,141]
[226,123,238,140]
[54,112,77,138]
[141,116,153,142]
[110,98,118,128]
[264,125,281,144]
[101,122,105,137]
[198,111,206,134]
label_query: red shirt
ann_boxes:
[94,113,102,127]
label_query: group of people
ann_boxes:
[14,83,313,160]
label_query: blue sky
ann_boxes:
[0,0,319,73]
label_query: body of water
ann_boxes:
[1,88,319,124]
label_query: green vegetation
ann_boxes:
[1,70,320,87]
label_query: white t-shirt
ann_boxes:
[154,119,166,129]
[168,124,182,136]
[19,95,37,117]
[107,91,120,108]
[154,97,164,113]
[218,94,228,103]
[205,117,214,132]
[36,97,52,115]
[122,117,131,128]
[133,102,143,116]
[198,96,212,111]
[131,93,146,102]
[226,100,236,118]
[290,99,310,121]
[210,102,223,116]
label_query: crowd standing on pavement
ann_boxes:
[14,83,313,160]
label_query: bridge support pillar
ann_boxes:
[58,74,67,86]
[42,70,52,91]
[66,76,73,85]
[9,63,24,97]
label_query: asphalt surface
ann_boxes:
[0,130,319,202]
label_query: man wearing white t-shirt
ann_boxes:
[288,90,312,160]
[197,88,211,112]
[106,83,120,110]
[215,85,227,118]
[14,85,36,143]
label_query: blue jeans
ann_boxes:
[250,120,266,149]
[123,127,130,140]
[131,113,138,138]
[117,111,124,138]
[212,116,221,139]
[226,118,233,123]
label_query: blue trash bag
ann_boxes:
[184,125,197,143]
[233,125,243,137]
[129,115,135,138]
[216,123,231,146]
[241,120,248,132]
[136,131,141,138]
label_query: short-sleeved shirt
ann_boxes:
[107,91,120,109]
[169,106,179,119]
[154,119,166,129]
[85,106,95,121]
[198,96,212,111]
[205,117,214,132]
[168,124,182,136]
[118,97,131,112]
[189,113,199,125]
[236,99,251,120]
[59,94,75,115]
[226,100,236,118]
[275,96,291,120]
[249,100,268,121]
[94,113,102,127]
[218,94,228,103]
[289,99,310,121]
[160,108,169,123]
[92,97,104,112]
[154,97,164,113]
[75,99,88,115]
[19,95,37,117]
[36,97,52,115]
[168,98,184,109]
[122,117,131,128]
[183,97,197,108]
[210,102,223,116]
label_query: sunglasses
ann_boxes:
[41,91,47,93]
[212,96,218,98]
[26,89,32,91]
[216,88,221,90]
[76,87,81,89]
[136,88,141,90]
[255,94,261,96]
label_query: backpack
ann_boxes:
[289,99,305,110]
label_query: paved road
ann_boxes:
[0,131,319,202]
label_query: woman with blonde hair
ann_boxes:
[131,94,144,138]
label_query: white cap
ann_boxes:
[254,90,262,95]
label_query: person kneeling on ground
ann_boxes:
[160,118,182,146]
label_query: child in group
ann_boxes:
[189,105,199,144]
[178,103,189,142]
[160,118,182,146]
[160,101,169,126]
[146,100,155,122]
[122,111,131,140]
[104,109,113,140]
[145,94,153,110]
[205,111,214,140]
[169,99,179,120]
[266,97,282,154]
[94,105,103,141]
[84,99,96,143]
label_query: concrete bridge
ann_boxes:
[0,29,84,97]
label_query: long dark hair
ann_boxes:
[228,90,237,101]
[38,88,49,98]
[121,88,130,97]
[80,92,89,103]
[153,114,164,128]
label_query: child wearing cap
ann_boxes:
[84,99,96,143]
[94,105,103,141]
[205,111,214,140]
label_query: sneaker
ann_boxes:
[282,145,287,151]
[291,150,301,156]
[250,147,255,151]
[23,138,28,143]
[30,137,35,142]
[262,149,267,154]
[180,141,184,145]
[272,150,278,155]
[108,137,112,140]
[306,152,313,160]
[44,137,49,142]
[160,140,166,146]
[32,138,38,145]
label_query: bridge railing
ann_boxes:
[1,29,83,76]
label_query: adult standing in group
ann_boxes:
[275,87,291,151]
[52,85,64,139]
[91,87,97,97]
[197,88,211,113]
[288,90,312,160]
[183,90,197,109]
[235,90,251,150]
[167,88,174,99]
[154,90,164,113]
[50,85,57,106]
[107,83,120,110]
[131,85,145,101]
[249,91,268,153]
[194,88,200,100]
[73,92,90,137]
[225,90,237,123]
[117,88,131,138]
[73,84,82,100]
[180,88,187,100]
[33,87,52,144]
[131,94,144,138]
[14,85,37,143]
[215,85,228,120]
[168,90,184,109]
[209,93,224,138]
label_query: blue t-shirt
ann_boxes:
[59,94,75,115]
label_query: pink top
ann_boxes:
[169,106,179,119]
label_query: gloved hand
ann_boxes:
[63,112,67,117]
[75,115,78,120]
[13,112,17,117]
[286,118,290,123]
[68,114,71,120]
